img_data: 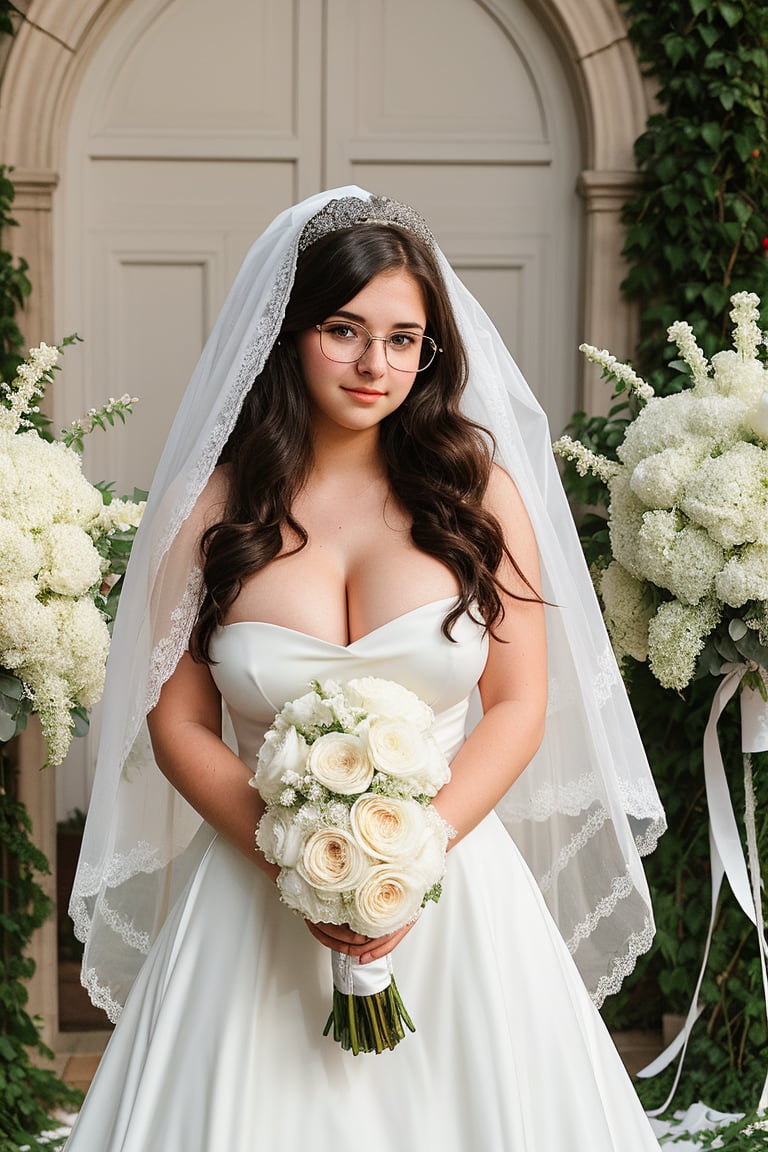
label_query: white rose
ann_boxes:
[251,726,309,803]
[367,719,449,795]
[307,732,373,795]
[348,864,424,935]
[413,817,449,888]
[350,794,428,862]
[256,808,306,868]
[297,827,369,892]
[277,867,344,924]
[280,687,336,732]
[347,676,434,731]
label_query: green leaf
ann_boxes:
[719,2,742,27]
[0,671,24,700]
[701,121,722,151]
[698,24,719,49]
[0,711,17,741]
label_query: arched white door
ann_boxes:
[54,0,582,814]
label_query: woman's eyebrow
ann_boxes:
[330,308,425,332]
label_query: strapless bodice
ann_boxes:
[209,597,488,767]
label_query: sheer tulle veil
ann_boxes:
[70,186,665,1022]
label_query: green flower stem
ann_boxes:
[323,977,416,1055]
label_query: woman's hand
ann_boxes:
[305,917,417,964]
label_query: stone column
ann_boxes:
[578,169,642,414]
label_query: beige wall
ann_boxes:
[0,0,651,1051]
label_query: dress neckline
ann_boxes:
[218,595,459,651]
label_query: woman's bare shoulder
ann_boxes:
[483,462,528,524]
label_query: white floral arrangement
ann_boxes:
[554,292,768,692]
[0,341,144,764]
[252,675,452,1053]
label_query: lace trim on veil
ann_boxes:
[592,918,656,1008]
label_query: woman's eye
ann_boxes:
[388,332,416,348]
[327,324,358,340]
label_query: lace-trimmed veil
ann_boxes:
[70,186,665,1022]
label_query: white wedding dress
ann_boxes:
[65,599,660,1151]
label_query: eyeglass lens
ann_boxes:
[318,322,437,371]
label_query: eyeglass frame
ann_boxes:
[314,321,442,373]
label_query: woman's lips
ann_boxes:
[341,387,385,402]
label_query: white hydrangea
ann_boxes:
[648,597,722,691]
[0,430,104,531]
[38,523,104,597]
[680,442,768,547]
[715,545,768,608]
[629,440,710,509]
[606,471,648,579]
[710,350,767,406]
[0,519,42,582]
[600,561,652,662]
[618,392,745,471]
[635,511,724,605]
[567,292,768,691]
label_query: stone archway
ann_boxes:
[1,0,650,1050]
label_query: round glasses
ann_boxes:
[316,321,441,372]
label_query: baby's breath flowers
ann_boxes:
[0,341,144,764]
[555,292,768,691]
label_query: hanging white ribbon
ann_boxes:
[638,664,768,1116]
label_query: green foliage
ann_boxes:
[620,0,768,391]
[0,753,82,1149]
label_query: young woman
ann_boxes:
[66,189,664,1150]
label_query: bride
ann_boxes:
[65,189,665,1150]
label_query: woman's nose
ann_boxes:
[357,337,388,376]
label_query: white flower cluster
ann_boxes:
[558,293,768,690]
[0,344,144,764]
[252,676,451,935]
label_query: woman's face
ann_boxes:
[296,268,427,435]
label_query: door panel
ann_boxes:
[54,0,582,816]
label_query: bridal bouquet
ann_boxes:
[251,675,452,1053]
[554,291,768,693]
[0,339,144,764]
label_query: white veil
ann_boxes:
[70,186,665,1022]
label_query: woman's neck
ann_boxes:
[308,423,387,488]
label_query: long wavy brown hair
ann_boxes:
[192,223,535,661]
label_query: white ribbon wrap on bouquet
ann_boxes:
[639,665,768,1116]
[331,951,393,997]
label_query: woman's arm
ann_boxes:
[147,651,276,879]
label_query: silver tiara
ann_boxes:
[298,195,436,253]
